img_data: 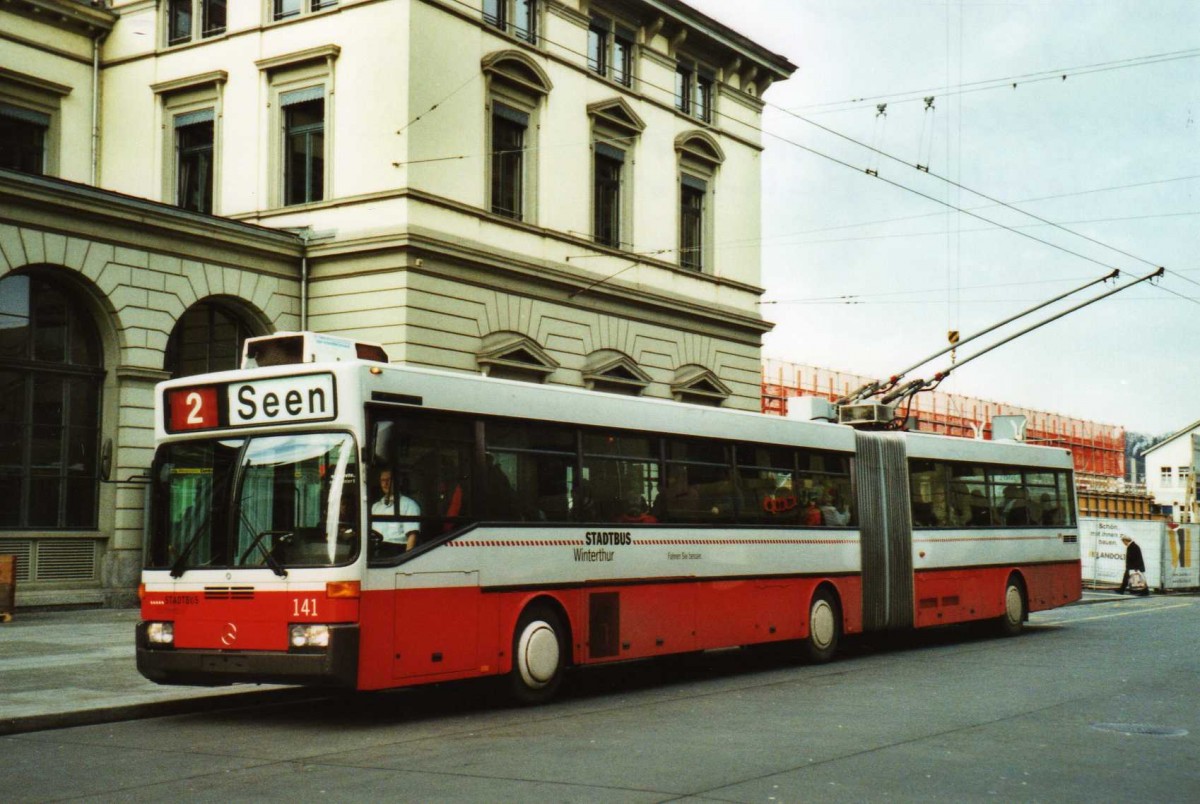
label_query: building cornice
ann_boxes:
[0,169,301,270]
[301,219,772,343]
[3,0,116,37]
[150,70,229,95]
[0,67,73,97]
[250,185,765,297]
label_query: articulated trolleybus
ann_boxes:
[138,333,1081,703]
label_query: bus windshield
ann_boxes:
[146,432,360,573]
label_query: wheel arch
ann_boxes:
[505,593,575,669]
[1004,569,1029,621]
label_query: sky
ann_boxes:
[683,0,1200,435]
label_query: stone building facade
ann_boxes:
[1,0,793,605]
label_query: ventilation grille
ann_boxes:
[204,586,256,600]
[0,540,33,583]
[0,539,97,582]
[37,541,98,581]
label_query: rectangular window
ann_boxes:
[612,29,633,87]
[484,420,575,522]
[912,460,1075,528]
[202,0,226,36]
[273,0,336,21]
[662,438,734,523]
[589,16,634,87]
[168,0,193,45]
[491,104,527,220]
[680,175,706,271]
[485,0,536,43]
[175,111,214,213]
[274,0,303,19]
[593,145,623,248]
[587,20,608,76]
[167,0,226,45]
[581,431,658,523]
[694,73,713,123]
[483,0,504,27]
[677,61,714,122]
[0,104,49,175]
[514,0,536,42]
[282,90,325,206]
[674,66,691,114]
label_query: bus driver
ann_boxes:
[372,468,421,553]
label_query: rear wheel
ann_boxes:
[800,589,841,663]
[508,605,566,705]
[996,575,1027,637]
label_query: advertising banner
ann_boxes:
[1162,524,1199,591]
[1081,518,1200,591]
[1080,518,1164,589]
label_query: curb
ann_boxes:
[0,686,327,737]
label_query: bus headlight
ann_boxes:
[289,624,331,649]
[146,621,174,645]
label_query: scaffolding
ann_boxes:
[763,358,1125,479]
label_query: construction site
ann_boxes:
[762,358,1158,520]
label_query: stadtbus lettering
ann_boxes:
[585,531,633,546]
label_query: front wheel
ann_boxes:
[800,589,841,663]
[508,605,566,705]
[995,576,1027,637]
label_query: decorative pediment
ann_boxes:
[477,331,558,381]
[587,98,646,134]
[582,350,651,395]
[482,50,554,95]
[675,130,725,165]
[671,364,731,405]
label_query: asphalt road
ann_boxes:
[6,595,1199,802]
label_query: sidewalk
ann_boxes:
[0,590,1140,737]
[0,606,314,737]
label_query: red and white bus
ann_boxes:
[138,333,1081,703]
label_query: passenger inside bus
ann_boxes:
[617,491,657,523]
[1001,485,1031,526]
[820,489,850,526]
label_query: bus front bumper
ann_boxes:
[136,622,359,688]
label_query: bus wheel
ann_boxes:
[996,576,1027,637]
[800,589,841,663]
[509,605,566,705]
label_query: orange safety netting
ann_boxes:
[762,358,1125,479]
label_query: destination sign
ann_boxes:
[228,374,336,426]
[164,373,337,432]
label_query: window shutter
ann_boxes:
[594,141,625,162]
[493,102,529,126]
[280,86,325,106]
[174,108,215,127]
[0,104,50,126]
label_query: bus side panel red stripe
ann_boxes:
[359,575,868,689]
[912,561,1081,628]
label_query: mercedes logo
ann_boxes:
[220,622,238,646]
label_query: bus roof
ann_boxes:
[156,360,1074,469]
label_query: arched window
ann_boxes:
[165,301,253,378]
[0,273,104,529]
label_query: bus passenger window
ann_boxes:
[581,430,659,524]
[909,460,950,527]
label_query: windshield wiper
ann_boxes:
[169,470,235,579]
[236,515,290,579]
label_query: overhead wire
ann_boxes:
[794,47,1200,114]
[418,0,1199,304]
